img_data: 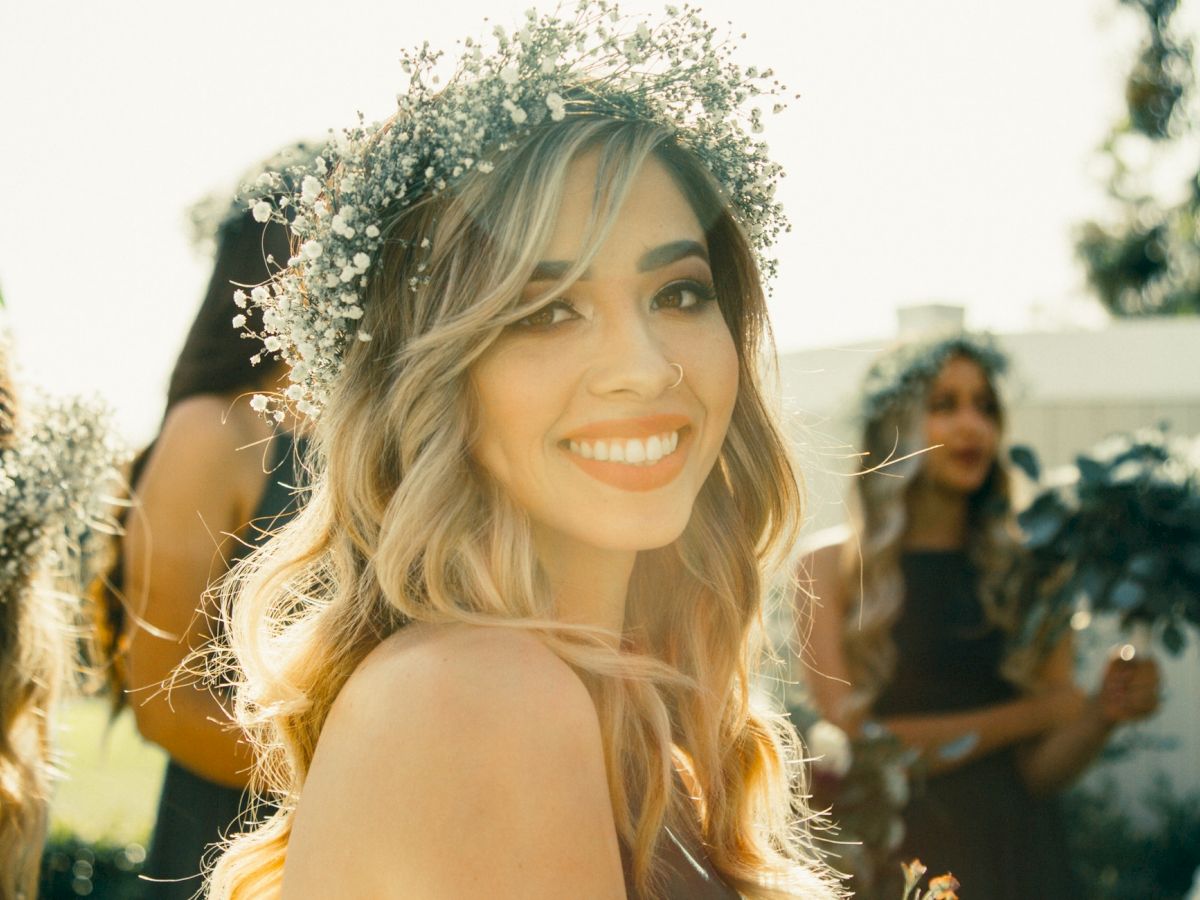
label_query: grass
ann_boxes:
[51,697,166,845]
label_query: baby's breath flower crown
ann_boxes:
[859,332,1009,427]
[243,1,794,419]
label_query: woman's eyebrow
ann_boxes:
[638,239,708,272]
[528,240,710,282]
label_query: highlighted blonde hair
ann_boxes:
[208,116,841,899]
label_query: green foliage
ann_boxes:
[1066,776,1200,898]
[1076,0,1199,317]
[1010,428,1200,653]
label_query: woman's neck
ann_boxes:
[903,482,970,550]
[532,526,636,636]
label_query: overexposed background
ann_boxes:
[0,0,1178,442]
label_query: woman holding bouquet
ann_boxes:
[800,332,1160,897]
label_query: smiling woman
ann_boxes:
[203,6,842,899]
[470,151,739,563]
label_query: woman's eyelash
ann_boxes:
[512,279,716,330]
[654,279,718,309]
[513,298,578,329]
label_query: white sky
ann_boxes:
[0,0,1160,442]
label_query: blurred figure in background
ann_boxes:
[0,314,121,899]
[798,332,1161,898]
[98,148,311,898]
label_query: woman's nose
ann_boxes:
[584,306,678,399]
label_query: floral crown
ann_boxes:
[858,331,1009,427]
[241,1,793,419]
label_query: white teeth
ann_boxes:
[646,435,663,462]
[566,430,682,466]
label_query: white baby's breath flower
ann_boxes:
[264,336,282,352]
[301,240,324,261]
[233,289,248,309]
[807,720,852,778]
[301,175,323,204]
[353,252,370,270]
[499,66,519,85]
[365,224,381,238]
[251,200,273,223]
[231,314,247,329]
[251,286,269,303]
[249,394,269,412]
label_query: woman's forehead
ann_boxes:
[929,354,996,396]
[539,151,704,266]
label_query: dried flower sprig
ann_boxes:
[242,0,794,419]
[900,859,960,900]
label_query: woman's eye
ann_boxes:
[515,299,578,329]
[653,280,716,311]
[928,396,955,414]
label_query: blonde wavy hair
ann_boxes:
[838,336,1031,720]
[207,116,842,899]
[0,371,58,900]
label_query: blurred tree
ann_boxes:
[1077,0,1199,316]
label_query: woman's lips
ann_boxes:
[560,416,693,492]
[950,448,988,468]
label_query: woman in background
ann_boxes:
[801,332,1160,897]
[108,155,309,897]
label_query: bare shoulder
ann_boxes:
[797,526,852,600]
[798,524,853,567]
[144,394,262,482]
[282,625,624,899]
[331,625,603,744]
[146,394,279,505]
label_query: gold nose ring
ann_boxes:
[668,363,684,389]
